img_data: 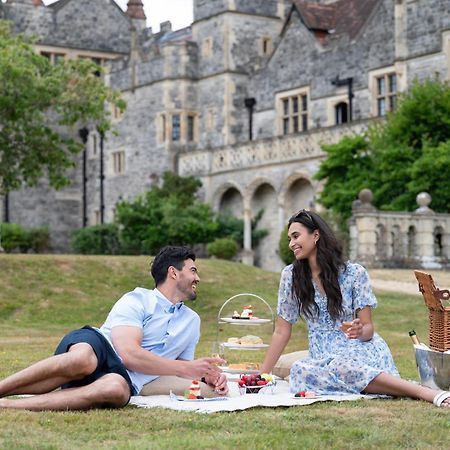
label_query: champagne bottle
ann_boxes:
[409,329,420,345]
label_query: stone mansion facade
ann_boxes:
[1,0,450,270]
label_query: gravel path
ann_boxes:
[368,269,450,296]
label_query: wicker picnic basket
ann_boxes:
[414,271,450,352]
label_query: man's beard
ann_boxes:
[187,291,197,301]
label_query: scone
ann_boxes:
[239,335,263,345]
[228,362,259,370]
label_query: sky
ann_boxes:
[42,0,194,32]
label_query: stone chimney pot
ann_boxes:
[126,0,146,20]
[160,21,172,33]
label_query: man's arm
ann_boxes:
[111,325,222,380]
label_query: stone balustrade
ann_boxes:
[350,190,450,269]
[179,121,369,176]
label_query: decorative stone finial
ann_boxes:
[359,188,373,205]
[352,188,376,212]
[126,0,146,20]
[414,192,434,214]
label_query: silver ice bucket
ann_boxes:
[414,345,450,390]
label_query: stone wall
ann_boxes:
[350,191,450,269]
[193,0,283,22]
[404,0,450,58]
[2,0,450,268]
[251,0,396,133]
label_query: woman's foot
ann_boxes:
[433,391,450,407]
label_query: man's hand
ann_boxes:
[204,372,229,396]
[181,357,224,380]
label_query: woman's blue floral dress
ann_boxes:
[278,262,399,395]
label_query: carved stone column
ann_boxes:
[241,204,254,265]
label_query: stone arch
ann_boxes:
[335,101,349,124]
[376,223,387,259]
[434,225,444,257]
[245,177,277,204]
[281,174,315,221]
[407,225,417,258]
[437,223,450,258]
[250,182,278,270]
[212,182,244,216]
[391,224,402,258]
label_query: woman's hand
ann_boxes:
[340,307,374,341]
[342,318,363,339]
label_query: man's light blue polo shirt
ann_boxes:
[98,287,200,395]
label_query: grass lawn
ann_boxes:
[0,254,448,449]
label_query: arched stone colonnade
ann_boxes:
[210,173,319,271]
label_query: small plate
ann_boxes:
[220,317,271,325]
[223,342,268,350]
[292,393,321,399]
[169,391,229,402]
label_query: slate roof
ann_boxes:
[291,0,381,40]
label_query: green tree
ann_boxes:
[216,209,269,248]
[207,238,239,260]
[408,140,450,212]
[315,134,372,220]
[0,21,125,194]
[113,173,269,255]
[315,78,450,219]
[278,228,293,265]
[115,172,218,254]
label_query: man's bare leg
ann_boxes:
[0,373,130,411]
[0,343,97,396]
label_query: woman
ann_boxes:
[260,209,450,407]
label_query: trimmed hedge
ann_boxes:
[207,237,239,260]
[71,224,122,255]
[278,229,294,265]
[0,223,50,253]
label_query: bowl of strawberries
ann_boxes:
[238,373,276,395]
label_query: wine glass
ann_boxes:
[211,342,226,367]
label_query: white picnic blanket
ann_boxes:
[129,379,375,414]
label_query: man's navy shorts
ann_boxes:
[54,325,136,396]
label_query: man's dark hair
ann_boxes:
[150,246,196,286]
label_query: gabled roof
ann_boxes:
[5,0,44,5]
[48,0,125,17]
[291,0,381,40]
[293,1,336,32]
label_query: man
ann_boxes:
[0,246,228,411]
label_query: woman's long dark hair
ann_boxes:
[289,210,345,321]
